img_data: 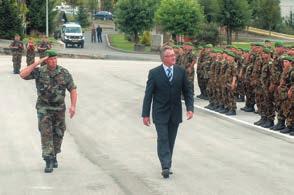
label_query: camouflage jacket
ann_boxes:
[260,60,273,90]
[10,40,24,54]
[270,57,283,86]
[224,61,237,84]
[38,41,51,55]
[24,65,76,111]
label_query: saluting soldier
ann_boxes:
[19,50,77,173]
[9,34,24,74]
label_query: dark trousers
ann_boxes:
[97,33,102,42]
[155,122,179,170]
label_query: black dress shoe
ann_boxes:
[161,169,170,178]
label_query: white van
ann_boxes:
[61,23,85,48]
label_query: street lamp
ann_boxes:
[46,0,48,36]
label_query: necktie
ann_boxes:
[166,67,172,82]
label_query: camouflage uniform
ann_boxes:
[206,60,217,107]
[243,57,255,111]
[38,41,51,66]
[182,51,196,94]
[197,49,210,98]
[24,65,76,160]
[26,43,35,66]
[260,60,275,126]
[270,57,285,130]
[10,40,24,73]
[288,67,294,134]
[251,54,264,115]
[224,61,237,112]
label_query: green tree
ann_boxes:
[101,0,114,11]
[76,5,90,28]
[156,0,204,39]
[256,0,281,32]
[218,0,251,44]
[26,0,58,35]
[114,0,157,44]
[0,0,23,39]
[199,0,220,23]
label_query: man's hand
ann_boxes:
[143,117,151,126]
[186,111,193,120]
[69,106,76,118]
[39,56,48,64]
[231,82,237,91]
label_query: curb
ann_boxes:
[192,102,294,144]
[105,34,158,55]
[0,46,105,59]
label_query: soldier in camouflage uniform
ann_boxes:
[37,35,52,66]
[223,50,237,115]
[279,56,294,134]
[197,44,212,99]
[9,34,24,74]
[215,52,228,113]
[20,50,77,173]
[251,44,266,125]
[181,44,196,95]
[239,48,251,109]
[26,37,36,66]
[270,42,287,130]
[259,48,275,128]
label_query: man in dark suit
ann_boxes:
[142,46,194,178]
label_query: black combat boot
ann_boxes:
[211,104,219,110]
[215,105,224,112]
[53,157,58,168]
[289,126,294,136]
[240,106,249,111]
[44,158,54,173]
[271,120,285,131]
[219,107,229,114]
[280,125,294,134]
[261,118,274,128]
[254,116,266,126]
[226,110,236,116]
[244,106,255,112]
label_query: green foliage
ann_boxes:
[156,0,204,37]
[251,0,281,32]
[218,0,251,44]
[196,22,219,45]
[199,0,220,23]
[0,0,23,39]
[102,0,114,11]
[26,0,58,34]
[76,6,90,28]
[140,31,151,46]
[114,0,157,43]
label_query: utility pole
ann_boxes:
[46,0,49,36]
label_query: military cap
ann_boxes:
[281,55,294,62]
[263,47,272,54]
[184,42,194,46]
[275,41,284,47]
[45,49,57,57]
[198,46,203,49]
[224,50,236,58]
[212,48,223,53]
[240,48,250,52]
[264,39,271,43]
[204,44,213,48]
[172,45,180,49]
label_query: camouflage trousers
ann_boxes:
[215,82,223,106]
[261,89,275,121]
[37,109,66,160]
[206,79,214,103]
[236,79,245,98]
[12,54,22,73]
[285,100,294,126]
[224,84,236,111]
[26,54,35,66]
[187,71,195,95]
[244,81,255,108]
[275,90,287,121]
[196,71,206,96]
[254,86,263,115]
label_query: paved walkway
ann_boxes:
[0,28,160,62]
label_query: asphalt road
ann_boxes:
[1,55,294,195]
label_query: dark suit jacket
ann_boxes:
[142,65,194,124]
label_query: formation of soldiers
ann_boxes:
[9,34,52,73]
[193,41,294,135]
